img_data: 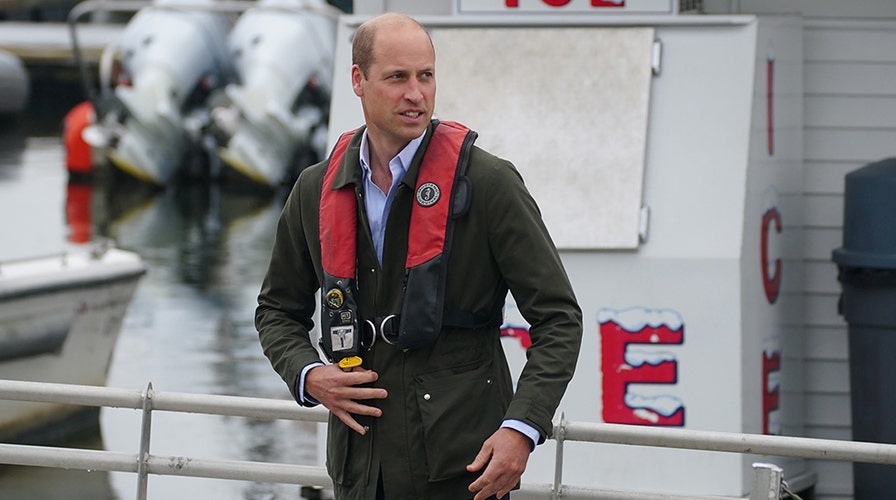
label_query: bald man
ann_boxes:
[257,13,582,500]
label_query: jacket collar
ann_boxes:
[329,121,439,191]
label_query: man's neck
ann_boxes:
[368,158,393,194]
[366,138,404,194]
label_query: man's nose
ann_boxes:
[404,80,423,101]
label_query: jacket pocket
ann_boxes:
[414,360,505,482]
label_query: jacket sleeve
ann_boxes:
[255,167,326,403]
[481,153,584,442]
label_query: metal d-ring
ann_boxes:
[364,319,377,350]
[379,314,398,345]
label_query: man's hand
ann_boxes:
[466,427,531,500]
[305,364,388,435]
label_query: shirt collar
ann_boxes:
[359,129,427,179]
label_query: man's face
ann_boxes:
[352,26,436,155]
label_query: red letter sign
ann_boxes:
[762,348,781,435]
[600,308,685,426]
[761,206,782,304]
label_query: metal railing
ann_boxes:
[2,379,896,499]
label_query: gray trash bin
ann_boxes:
[832,157,896,499]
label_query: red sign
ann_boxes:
[504,0,625,5]
[762,349,781,435]
[600,308,685,426]
[460,0,643,12]
[767,54,775,156]
[761,206,782,305]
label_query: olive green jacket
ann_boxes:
[256,121,582,500]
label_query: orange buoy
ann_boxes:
[63,101,96,176]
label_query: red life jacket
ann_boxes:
[318,120,477,367]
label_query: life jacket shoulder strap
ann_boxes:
[320,129,359,279]
[398,120,479,349]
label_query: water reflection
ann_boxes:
[86,178,322,499]
[92,178,282,288]
[0,121,324,496]
[14,159,319,498]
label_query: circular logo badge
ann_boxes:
[325,288,344,309]
[416,182,440,207]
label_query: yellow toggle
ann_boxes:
[338,356,363,370]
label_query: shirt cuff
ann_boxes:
[296,362,324,407]
[501,419,539,451]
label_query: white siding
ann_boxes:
[725,2,896,496]
[802,17,896,499]
[354,2,896,497]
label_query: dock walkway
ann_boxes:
[0,21,122,64]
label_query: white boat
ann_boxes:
[86,0,237,185]
[211,0,337,187]
[0,243,145,441]
[0,49,28,115]
[73,0,339,187]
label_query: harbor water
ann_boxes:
[0,113,322,499]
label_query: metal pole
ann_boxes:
[67,0,152,105]
[750,463,783,500]
[136,382,154,500]
[553,413,566,500]
[0,443,137,472]
[0,379,328,421]
[563,421,896,465]
[8,379,896,498]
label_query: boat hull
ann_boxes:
[0,247,145,441]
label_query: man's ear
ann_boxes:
[351,65,364,97]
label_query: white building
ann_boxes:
[332,1,896,498]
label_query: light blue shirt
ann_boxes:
[300,129,539,450]
[359,130,425,264]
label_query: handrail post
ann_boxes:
[552,412,566,500]
[750,462,783,500]
[136,382,155,500]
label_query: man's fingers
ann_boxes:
[342,386,388,402]
[305,364,389,435]
[469,466,511,500]
[337,367,379,384]
[466,442,494,496]
[307,364,388,407]
[323,367,389,402]
[333,410,367,435]
[466,447,490,473]
[468,428,531,499]
[343,397,384,418]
